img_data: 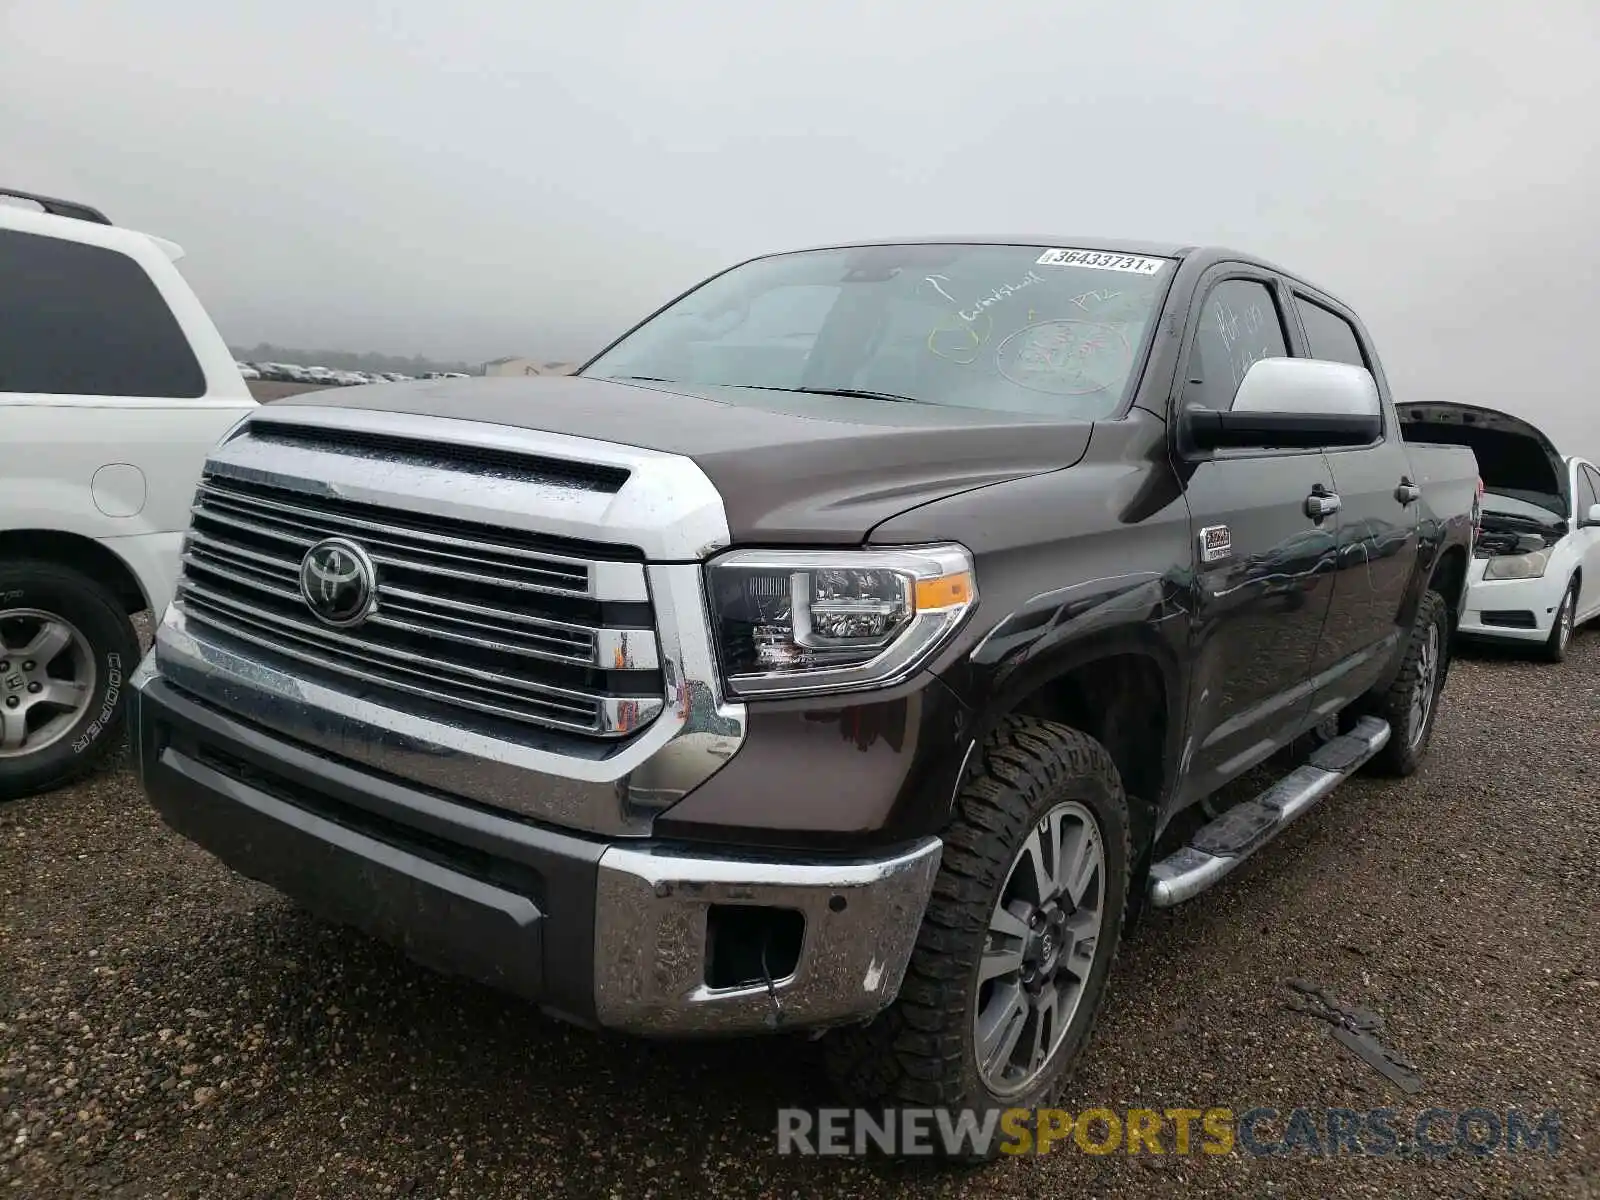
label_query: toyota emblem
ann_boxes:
[299,537,377,627]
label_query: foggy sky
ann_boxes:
[2,0,1596,460]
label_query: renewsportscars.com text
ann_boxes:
[776,1106,1564,1158]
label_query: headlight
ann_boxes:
[706,544,977,697]
[1483,548,1552,580]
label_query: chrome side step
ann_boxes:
[1148,716,1391,908]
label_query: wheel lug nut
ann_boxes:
[27,682,41,694]
[4,696,17,709]
[0,660,8,671]
[21,661,34,671]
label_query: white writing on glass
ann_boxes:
[955,270,1047,323]
[923,270,1049,327]
[1214,299,1276,387]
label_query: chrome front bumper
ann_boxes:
[595,839,942,1035]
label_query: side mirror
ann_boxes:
[1587,503,1600,527]
[1179,358,1383,452]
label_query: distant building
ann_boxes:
[482,357,579,377]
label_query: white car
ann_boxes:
[1399,402,1600,662]
[0,188,256,798]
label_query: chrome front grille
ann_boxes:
[174,471,666,739]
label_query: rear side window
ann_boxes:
[1294,295,1368,368]
[1188,279,1289,411]
[0,228,206,398]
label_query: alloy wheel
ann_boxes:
[974,800,1105,1097]
[1408,620,1439,750]
[0,609,97,759]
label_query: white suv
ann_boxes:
[0,188,257,799]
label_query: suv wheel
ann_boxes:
[1539,578,1578,664]
[0,562,140,802]
[1367,588,1450,777]
[823,716,1131,1160]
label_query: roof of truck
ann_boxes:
[754,235,1352,319]
[785,233,1197,256]
[754,234,1312,282]
[769,234,1286,268]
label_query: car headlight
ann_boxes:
[706,544,977,698]
[1483,548,1552,580]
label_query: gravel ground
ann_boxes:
[2,627,1596,1198]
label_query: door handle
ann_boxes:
[1305,487,1341,520]
[1395,477,1422,505]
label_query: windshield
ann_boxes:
[583,243,1175,419]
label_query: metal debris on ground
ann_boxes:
[1284,978,1424,1094]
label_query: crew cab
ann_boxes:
[1399,402,1600,662]
[0,188,256,800]
[129,237,1478,1156]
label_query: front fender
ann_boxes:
[949,569,1189,721]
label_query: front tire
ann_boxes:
[822,716,1132,1160]
[1367,588,1450,777]
[0,562,140,802]
[1539,578,1578,664]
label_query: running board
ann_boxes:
[1147,716,1391,908]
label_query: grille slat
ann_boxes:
[180,592,627,733]
[196,480,593,596]
[175,471,665,740]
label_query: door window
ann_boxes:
[1578,464,1600,519]
[1188,279,1289,411]
[0,228,206,398]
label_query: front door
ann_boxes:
[1176,271,1340,806]
[1575,463,1600,622]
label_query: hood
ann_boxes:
[271,374,1093,542]
[1396,401,1568,519]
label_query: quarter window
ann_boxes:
[0,228,206,398]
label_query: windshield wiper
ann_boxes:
[614,378,923,405]
[730,385,922,405]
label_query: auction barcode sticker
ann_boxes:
[1036,248,1170,274]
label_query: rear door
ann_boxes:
[1286,289,1420,721]
[1176,267,1340,803]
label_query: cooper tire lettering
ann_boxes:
[71,652,123,755]
[0,563,139,802]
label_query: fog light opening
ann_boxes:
[705,904,804,991]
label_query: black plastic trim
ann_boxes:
[133,676,605,1025]
[0,187,111,225]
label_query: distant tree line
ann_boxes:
[230,342,480,376]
